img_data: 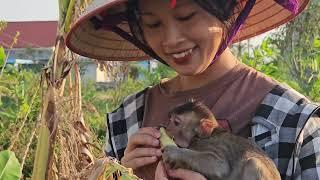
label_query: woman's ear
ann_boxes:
[196,118,215,138]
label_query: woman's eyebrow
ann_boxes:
[174,1,192,9]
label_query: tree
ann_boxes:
[271,0,320,99]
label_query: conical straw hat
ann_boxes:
[66,0,310,61]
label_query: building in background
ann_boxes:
[0,21,113,84]
[1,21,57,70]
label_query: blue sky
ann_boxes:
[0,0,59,22]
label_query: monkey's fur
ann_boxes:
[162,100,281,180]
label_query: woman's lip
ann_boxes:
[172,46,197,65]
[173,54,192,65]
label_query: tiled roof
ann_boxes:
[0,21,58,48]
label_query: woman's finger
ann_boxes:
[155,161,169,180]
[123,147,162,162]
[122,156,159,169]
[137,127,161,138]
[125,133,160,152]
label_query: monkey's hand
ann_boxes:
[163,145,231,180]
[162,145,191,170]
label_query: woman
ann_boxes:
[66,0,320,179]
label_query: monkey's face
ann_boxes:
[166,111,199,148]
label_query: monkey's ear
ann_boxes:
[196,119,214,138]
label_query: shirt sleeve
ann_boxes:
[105,124,116,158]
[294,111,320,180]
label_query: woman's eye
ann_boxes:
[145,22,161,28]
[177,12,196,21]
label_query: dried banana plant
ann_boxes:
[31,0,98,179]
[52,59,93,179]
[31,0,140,179]
[87,156,141,180]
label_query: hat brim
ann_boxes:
[66,0,310,61]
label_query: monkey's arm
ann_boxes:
[163,145,230,179]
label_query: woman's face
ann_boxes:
[139,0,225,75]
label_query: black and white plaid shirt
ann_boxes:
[105,85,320,180]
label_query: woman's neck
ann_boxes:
[174,48,239,92]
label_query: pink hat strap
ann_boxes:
[210,0,256,65]
[276,0,299,14]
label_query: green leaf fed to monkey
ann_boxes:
[160,100,281,180]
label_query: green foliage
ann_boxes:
[238,0,320,102]
[133,62,176,87]
[58,0,70,24]
[106,62,175,110]
[102,158,140,180]
[0,47,5,67]
[0,150,22,180]
[88,157,140,180]
[0,21,6,32]
[240,36,320,101]
[270,0,320,100]
[0,67,40,178]
[0,68,40,127]
[240,38,302,91]
[82,81,110,143]
[31,125,49,180]
[0,19,42,179]
[241,38,279,76]
[82,77,145,143]
[64,0,75,33]
[105,77,145,111]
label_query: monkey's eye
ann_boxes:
[173,118,182,126]
[174,120,180,126]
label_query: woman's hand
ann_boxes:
[155,161,169,180]
[155,161,207,180]
[120,127,162,169]
[168,169,207,180]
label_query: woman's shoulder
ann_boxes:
[251,84,319,147]
[253,84,319,126]
[105,87,151,159]
[107,76,177,120]
[251,84,320,178]
[107,86,150,125]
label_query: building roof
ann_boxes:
[0,21,58,48]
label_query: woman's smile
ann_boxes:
[139,0,224,75]
[169,46,198,65]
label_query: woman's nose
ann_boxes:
[161,24,186,49]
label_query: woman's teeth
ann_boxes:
[172,48,193,59]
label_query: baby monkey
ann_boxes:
[162,100,281,180]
